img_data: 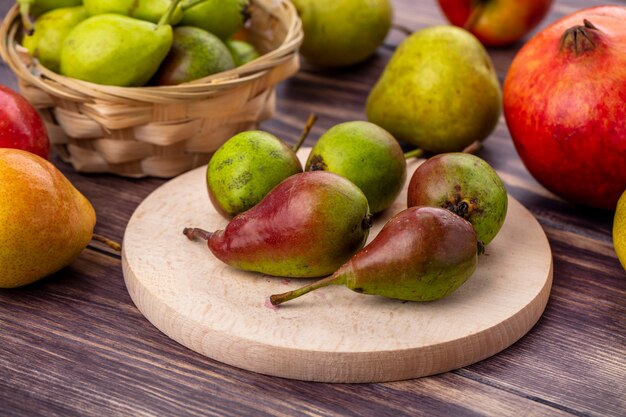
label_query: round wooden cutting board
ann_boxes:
[122,150,553,383]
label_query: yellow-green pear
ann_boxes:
[82,0,183,25]
[180,0,249,41]
[0,149,96,288]
[305,121,406,214]
[226,39,260,66]
[22,6,89,73]
[18,0,83,17]
[292,0,392,68]
[366,25,502,153]
[60,0,182,86]
[152,26,236,85]
[17,0,82,31]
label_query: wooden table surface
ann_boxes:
[1,0,625,416]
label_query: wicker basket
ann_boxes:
[0,0,302,178]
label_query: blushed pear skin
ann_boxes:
[0,149,96,288]
[270,206,478,305]
[339,207,478,301]
[187,171,372,278]
[407,153,507,245]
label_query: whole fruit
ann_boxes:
[152,26,235,85]
[206,131,302,217]
[22,6,89,73]
[614,190,626,271]
[226,39,260,66]
[270,206,478,305]
[0,149,96,288]
[292,0,392,68]
[18,0,82,31]
[83,0,184,25]
[59,0,181,87]
[438,0,554,46]
[305,121,405,214]
[186,171,373,278]
[19,0,82,17]
[0,85,49,159]
[503,6,626,210]
[407,153,507,245]
[180,0,249,41]
[366,25,501,153]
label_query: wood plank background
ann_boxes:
[1,0,625,416]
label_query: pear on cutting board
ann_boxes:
[0,149,96,288]
[366,25,502,153]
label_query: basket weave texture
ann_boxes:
[0,0,302,178]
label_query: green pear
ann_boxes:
[59,1,181,86]
[226,39,260,66]
[22,6,88,73]
[19,0,83,17]
[305,121,406,214]
[185,171,373,278]
[366,25,502,153]
[0,149,96,288]
[82,0,183,25]
[206,130,303,218]
[152,26,236,85]
[291,0,392,68]
[18,0,83,31]
[180,0,249,41]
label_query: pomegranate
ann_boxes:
[503,6,626,210]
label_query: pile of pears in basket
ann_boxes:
[19,0,258,86]
[184,117,509,307]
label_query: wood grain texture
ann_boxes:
[1,0,625,415]
[121,152,552,382]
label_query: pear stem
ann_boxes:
[269,273,346,306]
[464,2,486,31]
[391,23,413,37]
[462,140,483,154]
[183,227,214,242]
[18,0,34,33]
[403,148,424,160]
[403,141,481,160]
[292,113,317,153]
[158,0,184,28]
[91,234,122,252]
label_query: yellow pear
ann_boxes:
[0,149,96,288]
[614,190,626,271]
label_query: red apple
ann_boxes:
[438,0,554,46]
[0,85,49,159]
[503,6,626,210]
